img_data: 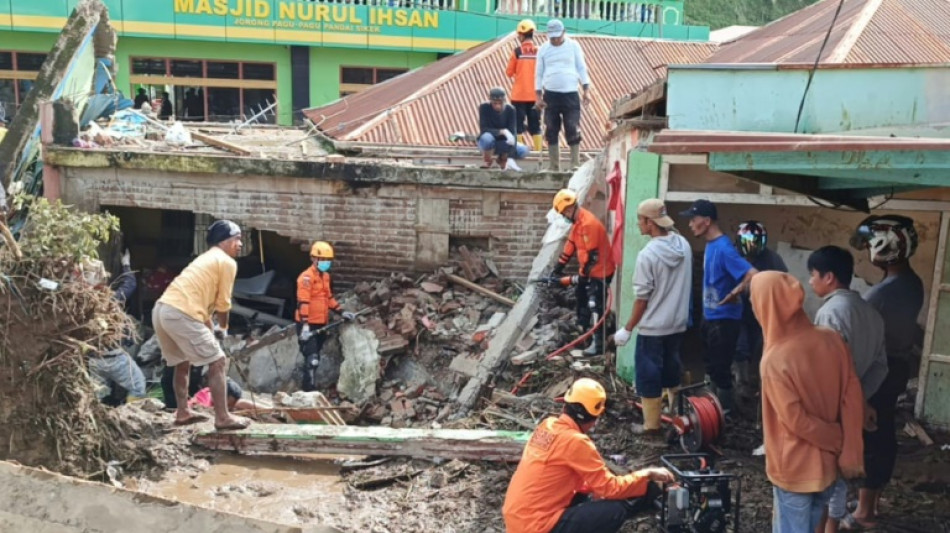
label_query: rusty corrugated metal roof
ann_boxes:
[304,35,716,151]
[705,0,950,66]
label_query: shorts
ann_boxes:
[152,301,226,367]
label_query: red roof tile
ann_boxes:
[706,0,950,66]
[304,35,716,151]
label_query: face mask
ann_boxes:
[317,260,332,272]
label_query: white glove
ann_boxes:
[341,311,356,321]
[121,249,131,268]
[614,327,632,346]
[300,324,312,342]
[501,129,515,144]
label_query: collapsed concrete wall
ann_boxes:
[0,460,338,533]
[49,149,562,282]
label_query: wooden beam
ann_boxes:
[193,424,530,462]
[445,273,516,307]
[610,81,666,120]
[190,130,253,156]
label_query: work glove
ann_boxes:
[121,249,131,268]
[559,275,586,287]
[551,263,565,278]
[613,327,632,346]
[300,324,312,342]
[501,129,515,145]
[341,311,356,321]
[213,325,227,341]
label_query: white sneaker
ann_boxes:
[505,158,523,172]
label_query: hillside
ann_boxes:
[685,0,821,29]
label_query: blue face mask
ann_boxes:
[317,260,332,272]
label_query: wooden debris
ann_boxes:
[194,424,530,462]
[903,420,934,446]
[190,131,252,156]
[445,273,515,307]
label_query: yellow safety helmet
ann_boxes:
[552,189,578,214]
[564,378,606,418]
[310,241,334,259]
[517,19,536,34]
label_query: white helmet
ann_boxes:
[850,215,918,266]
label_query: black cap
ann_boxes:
[207,220,242,246]
[489,87,506,100]
[679,199,717,220]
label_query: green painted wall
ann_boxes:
[0,30,55,51]
[309,47,436,107]
[616,149,661,384]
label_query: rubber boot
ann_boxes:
[717,387,735,415]
[569,144,580,169]
[481,151,493,168]
[547,145,560,171]
[641,397,663,432]
[582,334,603,356]
[532,134,543,152]
[663,387,679,415]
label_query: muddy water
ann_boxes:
[135,454,346,526]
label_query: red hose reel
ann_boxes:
[636,384,726,453]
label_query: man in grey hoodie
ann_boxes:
[614,199,692,434]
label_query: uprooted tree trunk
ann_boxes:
[0,196,147,477]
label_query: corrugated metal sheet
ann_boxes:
[304,35,715,151]
[707,0,950,66]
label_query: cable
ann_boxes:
[793,0,845,133]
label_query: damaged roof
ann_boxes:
[303,34,716,151]
[706,0,950,65]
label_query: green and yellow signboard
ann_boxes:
[0,0,705,53]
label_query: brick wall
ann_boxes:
[60,168,556,285]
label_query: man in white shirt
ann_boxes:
[535,19,590,171]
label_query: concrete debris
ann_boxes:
[449,352,482,377]
[337,325,381,405]
[510,350,540,366]
[229,327,299,394]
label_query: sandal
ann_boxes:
[839,513,862,531]
[214,416,252,431]
[173,414,209,426]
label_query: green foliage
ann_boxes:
[13,193,119,269]
[685,0,820,29]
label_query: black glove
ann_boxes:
[551,263,566,277]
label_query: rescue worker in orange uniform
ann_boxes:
[506,19,543,152]
[296,241,355,392]
[502,378,673,533]
[550,189,616,355]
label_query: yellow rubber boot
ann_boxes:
[532,134,543,152]
[663,387,679,414]
[642,396,663,431]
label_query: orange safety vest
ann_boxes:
[506,39,538,103]
[502,414,650,533]
[558,207,616,279]
[295,266,340,326]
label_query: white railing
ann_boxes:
[309,0,464,9]
[495,0,659,22]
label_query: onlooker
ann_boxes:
[550,189,615,356]
[506,19,543,152]
[478,88,528,169]
[159,91,173,120]
[152,220,250,430]
[850,215,924,528]
[133,88,150,109]
[502,378,674,533]
[613,199,691,433]
[296,241,356,392]
[535,19,590,171]
[807,245,888,532]
[680,199,757,413]
[751,272,865,533]
[734,221,787,396]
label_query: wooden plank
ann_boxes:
[445,273,515,307]
[610,81,666,120]
[190,131,253,156]
[916,211,949,419]
[193,424,530,462]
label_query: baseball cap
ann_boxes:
[637,199,675,228]
[679,199,718,220]
[547,19,565,38]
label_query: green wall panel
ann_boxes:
[0,29,55,50]
[922,360,950,428]
[616,149,661,384]
[308,47,436,107]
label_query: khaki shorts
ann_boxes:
[152,302,225,367]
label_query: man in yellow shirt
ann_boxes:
[152,220,250,430]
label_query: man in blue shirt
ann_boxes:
[680,200,758,413]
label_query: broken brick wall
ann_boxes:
[57,167,554,284]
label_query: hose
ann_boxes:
[511,287,613,394]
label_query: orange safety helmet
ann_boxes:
[310,241,334,259]
[517,19,536,34]
[564,378,606,418]
[552,189,578,214]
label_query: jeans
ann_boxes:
[827,477,848,520]
[476,132,529,158]
[634,333,683,398]
[773,484,835,533]
[542,91,582,146]
[550,482,662,533]
[701,319,741,392]
[88,350,146,401]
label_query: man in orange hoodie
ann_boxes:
[750,272,865,533]
[502,378,673,533]
[296,241,355,392]
[506,19,543,152]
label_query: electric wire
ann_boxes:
[793,0,845,133]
